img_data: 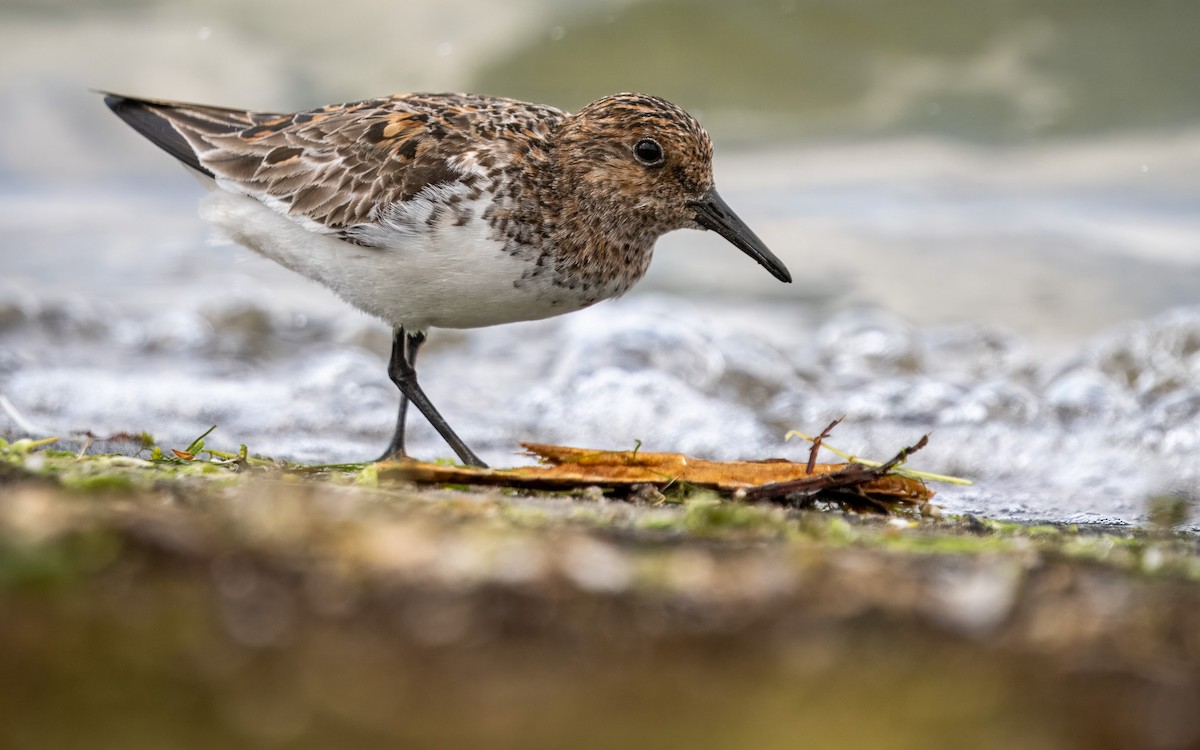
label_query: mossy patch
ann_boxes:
[2,430,1199,749]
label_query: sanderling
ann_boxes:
[102,90,791,467]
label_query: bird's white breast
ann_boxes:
[199,186,588,331]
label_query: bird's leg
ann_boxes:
[376,328,421,461]
[379,326,488,468]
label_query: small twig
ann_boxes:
[745,434,930,504]
[786,428,971,486]
[877,434,929,472]
[807,416,844,475]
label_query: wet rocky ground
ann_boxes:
[2,438,1199,749]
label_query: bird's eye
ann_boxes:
[633,138,664,166]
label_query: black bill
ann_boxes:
[690,189,792,283]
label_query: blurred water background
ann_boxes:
[2,0,1198,525]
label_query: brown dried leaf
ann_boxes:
[379,443,935,512]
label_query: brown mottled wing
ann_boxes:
[103,92,526,233]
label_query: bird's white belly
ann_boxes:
[200,189,583,331]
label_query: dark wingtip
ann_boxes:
[99,90,213,177]
[101,92,129,114]
[98,91,146,121]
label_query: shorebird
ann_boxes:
[103,91,791,467]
